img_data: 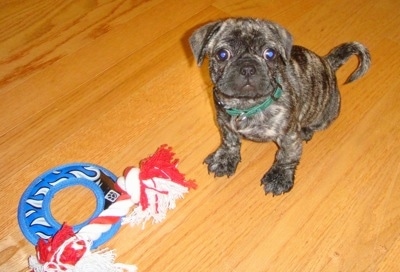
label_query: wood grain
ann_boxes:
[1,0,399,271]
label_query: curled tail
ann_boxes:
[325,42,371,84]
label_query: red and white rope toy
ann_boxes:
[28,145,197,272]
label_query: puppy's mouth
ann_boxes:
[217,81,270,99]
[215,82,283,117]
[241,80,257,93]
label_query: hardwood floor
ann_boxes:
[1,0,399,271]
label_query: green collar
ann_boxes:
[225,86,283,117]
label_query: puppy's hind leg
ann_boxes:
[301,87,341,142]
[262,133,303,195]
[300,127,315,142]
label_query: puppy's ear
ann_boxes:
[264,21,293,64]
[189,21,222,66]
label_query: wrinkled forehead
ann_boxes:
[210,19,279,51]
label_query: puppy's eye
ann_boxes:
[216,49,231,61]
[263,48,276,60]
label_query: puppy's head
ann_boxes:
[190,18,292,101]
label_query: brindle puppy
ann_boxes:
[189,18,371,195]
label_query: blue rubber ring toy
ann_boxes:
[18,163,122,249]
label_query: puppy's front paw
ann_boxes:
[204,148,240,177]
[261,166,294,196]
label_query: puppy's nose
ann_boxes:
[240,64,256,77]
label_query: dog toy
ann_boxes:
[18,163,121,249]
[19,145,196,272]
